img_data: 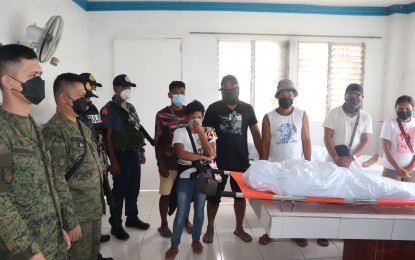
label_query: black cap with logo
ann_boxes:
[113,74,137,87]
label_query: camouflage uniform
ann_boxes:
[0,108,68,260]
[43,113,105,260]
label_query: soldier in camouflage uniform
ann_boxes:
[0,44,69,260]
[42,73,106,260]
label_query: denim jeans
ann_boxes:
[171,177,206,246]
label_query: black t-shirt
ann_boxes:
[203,100,257,172]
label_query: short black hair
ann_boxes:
[53,73,85,97]
[185,100,205,116]
[169,81,186,91]
[0,44,38,77]
[395,95,414,108]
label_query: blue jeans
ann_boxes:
[171,177,206,246]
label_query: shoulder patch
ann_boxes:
[102,107,109,115]
[58,158,66,168]
[3,169,13,184]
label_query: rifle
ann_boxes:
[115,102,155,146]
[97,135,119,227]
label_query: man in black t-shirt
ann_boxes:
[202,75,262,243]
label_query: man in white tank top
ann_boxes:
[259,79,312,247]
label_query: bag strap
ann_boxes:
[65,119,88,181]
[186,127,198,154]
[168,106,180,128]
[348,111,360,150]
[397,118,414,153]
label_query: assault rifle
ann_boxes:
[114,102,155,146]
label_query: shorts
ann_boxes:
[159,170,178,195]
[382,167,415,183]
[206,174,243,206]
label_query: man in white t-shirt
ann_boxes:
[323,83,373,170]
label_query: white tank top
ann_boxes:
[267,107,305,162]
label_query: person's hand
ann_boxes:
[201,155,214,162]
[397,168,411,178]
[140,151,146,164]
[30,253,46,260]
[110,161,121,177]
[68,224,82,242]
[63,230,71,250]
[337,156,353,168]
[192,121,204,135]
[101,163,107,172]
[160,169,169,178]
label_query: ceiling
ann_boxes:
[88,0,413,8]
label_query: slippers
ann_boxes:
[317,238,329,247]
[191,240,203,254]
[293,238,308,247]
[258,233,271,245]
[202,231,214,243]
[233,231,253,243]
[158,227,173,238]
[165,247,178,259]
[185,223,193,234]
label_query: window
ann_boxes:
[218,40,289,120]
[297,42,365,121]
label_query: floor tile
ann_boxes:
[298,239,342,259]
[219,242,262,260]
[216,227,254,243]
[258,241,305,260]
[100,243,140,259]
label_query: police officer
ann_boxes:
[79,73,112,246]
[100,74,150,241]
[0,44,69,259]
[42,73,107,260]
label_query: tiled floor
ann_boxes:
[100,191,343,260]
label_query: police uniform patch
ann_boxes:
[125,76,131,82]
[89,74,95,81]
[102,107,109,115]
[86,82,92,91]
[3,170,13,184]
[58,158,65,168]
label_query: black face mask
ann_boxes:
[397,110,412,121]
[9,76,45,105]
[342,97,361,113]
[278,98,293,109]
[66,94,88,115]
[221,87,239,105]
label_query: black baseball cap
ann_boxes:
[79,73,100,98]
[113,74,136,87]
[219,75,238,90]
[345,83,363,96]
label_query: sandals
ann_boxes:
[165,247,178,259]
[233,230,253,243]
[293,238,308,247]
[317,238,329,247]
[184,223,193,234]
[158,227,173,238]
[202,231,214,243]
[191,240,203,254]
[258,233,271,245]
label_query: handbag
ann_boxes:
[187,128,219,196]
[335,111,360,157]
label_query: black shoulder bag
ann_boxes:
[65,119,88,181]
[186,128,219,196]
[335,111,360,157]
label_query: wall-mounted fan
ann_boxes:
[19,15,64,64]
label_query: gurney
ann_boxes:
[214,160,415,259]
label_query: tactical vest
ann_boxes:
[111,104,145,150]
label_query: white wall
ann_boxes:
[86,11,389,189]
[0,0,87,124]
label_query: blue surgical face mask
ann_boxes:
[172,94,185,106]
[188,118,202,128]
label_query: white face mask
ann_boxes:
[92,90,98,96]
[120,89,131,100]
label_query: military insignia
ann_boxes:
[125,76,131,82]
[3,170,13,184]
[86,82,92,91]
[89,74,95,81]
[58,158,65,168]
[102,107,109,115]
